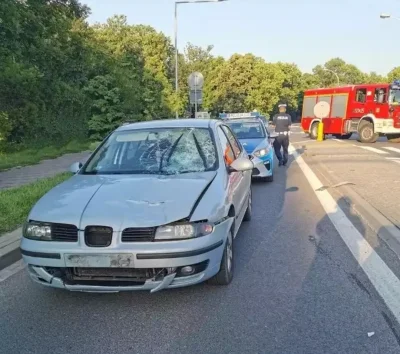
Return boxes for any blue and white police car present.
[220,112,274,182]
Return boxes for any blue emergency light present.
[391,80,400,90]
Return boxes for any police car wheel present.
[208,230,234,286]
[243,189,252,221]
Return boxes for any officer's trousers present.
[273,134,289,164]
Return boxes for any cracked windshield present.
[3,0,400,354]
[84,128,217,175]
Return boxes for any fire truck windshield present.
[389,89,400,104]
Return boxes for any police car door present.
[220,125,251,233]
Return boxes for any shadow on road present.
[277,196,400,353]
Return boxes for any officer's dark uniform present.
[272,104,292,166]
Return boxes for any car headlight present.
[23,222,52,241]
[253,147,269,157]
[155,222,214,240]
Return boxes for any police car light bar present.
[219,112,260,119]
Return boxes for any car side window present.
[217,127,235,166]
[221,125,242,158]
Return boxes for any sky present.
[82,0,400,75]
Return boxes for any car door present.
[220,125,251,230]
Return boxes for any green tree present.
[365,72,387,84]
[388,67,400,83]
[313,58,366,86]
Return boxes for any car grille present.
[121,227,156,242]
[70,267,160,281]
[51,223,78,242]
[84,226,113,247]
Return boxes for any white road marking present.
[332,139,345,143]
[289,144,400,324]
[0,260,26,282]
[385,157,400,160]
[354,145,389,154]
[383,147,400,154]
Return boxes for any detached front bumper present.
[249,154,274,177]
[21,219,233,293]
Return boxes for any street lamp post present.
[174,0,227,119]
[324,68,340,86]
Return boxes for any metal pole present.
[195,88,198,117]
[324,68,339,86]
[334,72,340,86]
[174,3,179,119]
[195,74,198,117]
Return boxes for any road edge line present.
[289,144,400,323]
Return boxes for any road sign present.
[313,101,330,119]
[190,89,203,104]
[188,72,204,90]
[195,111,210,119]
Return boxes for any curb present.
[0,228,22,271]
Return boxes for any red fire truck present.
[301,81,400,143]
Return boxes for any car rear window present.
[227,121,265,139]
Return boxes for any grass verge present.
[0,172,72,235]
[0,140,97,172]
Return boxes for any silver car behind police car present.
[21,119,253,293]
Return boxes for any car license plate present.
[64,254,134,268]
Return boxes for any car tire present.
[243,189,252,221]
[309,122,319,140]
[358,121,378,143]
[208,230,234,286]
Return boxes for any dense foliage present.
[0,0,398,151]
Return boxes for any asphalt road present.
[1,129,400,354]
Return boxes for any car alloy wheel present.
[207,230,234,285]
[226,232,233,273]
[243,189,252,221]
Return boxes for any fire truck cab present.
[301,81,400,143]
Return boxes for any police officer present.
[272,103,292,166]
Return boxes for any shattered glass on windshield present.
[83,127,217,175]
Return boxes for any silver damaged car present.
[21,119,253,293]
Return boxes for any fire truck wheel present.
[309,122,319,139]
[358,121,378,143]
[387,134,400,143]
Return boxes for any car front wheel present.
[208,230,234,286]
[243,189,252,221]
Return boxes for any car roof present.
[116,119,217,132]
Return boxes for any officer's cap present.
[278,103,287,108]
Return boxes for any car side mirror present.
[228,157,254,173]
[70,162,83,174]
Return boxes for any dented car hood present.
[28,172,217,230]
